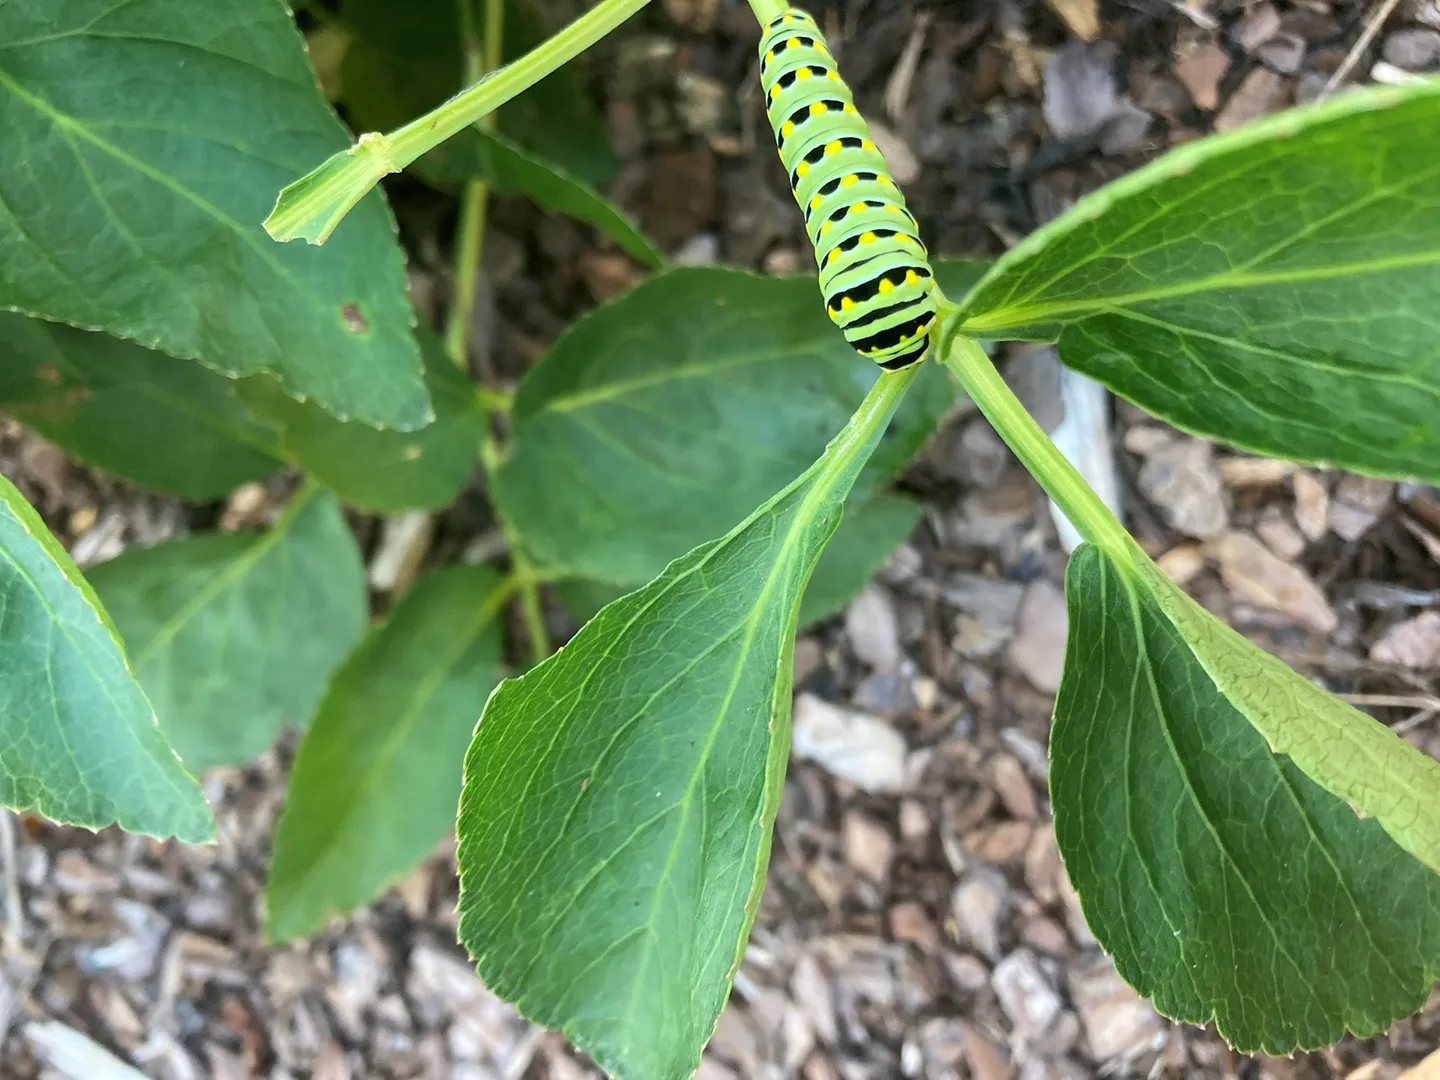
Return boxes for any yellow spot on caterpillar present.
[841,174,858,187]
[820,221,833,234]
[861,140,876,151]
[877,175,892,186]
[828,305,839,317]
[796,67,813,79]
[827,249,840,264]
[849,203,865,214]
[905,270,920,285]
[860,231,877,244]
[878,278,894,294]
[796,161,810,177]
[765,50,774,63]
[841,297,855,310]
[770,84,781,100]
[844,104,858,114]
[887,204,901,212]
[825,140,842,155]
[809,102,827,116]
[810,195,823,209]
[781,121,795,138]
[828,70,842,80]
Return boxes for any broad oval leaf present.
[457,368,919,1080]
[88,488,367,771]
[0,0,429,429]
[0,473,211,841]
[267,565,506,942]
[494,265,982,584]
[237,329,484,512]
[957,84,1440,481]
[0,313,283,499]
[1053,542,1440,1053]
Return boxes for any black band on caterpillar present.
[758,8,936,370]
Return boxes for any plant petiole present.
[938,323,1133,564]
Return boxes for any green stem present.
[745,0,789,23]
[444,0,506,369]
[438,0,551,665]
[939,325,1132,561]
[475,384,514,414]
[266,0,653,244]
[516,558,553,664]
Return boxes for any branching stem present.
[443,0,551,665]
[445,0,506,369]
[267,0,653,243]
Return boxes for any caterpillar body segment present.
[759,8,937,370]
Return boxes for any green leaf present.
[494,265,970,584]
[956,84,1440,481]
[238,330,484,512]
[1052,541,1440,1053]
[457,367,919,1080]
[87,488,367,771]
[423,130,661,268]
[0,313,283,500]
[1133,553,1440,874]
[797,493,921,626]
[267,565,506,942]
[336,0,619,187]
[0,0,429,430]
[0,473,211,842]
[555,495,923,630]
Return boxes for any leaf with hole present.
[0,313,284,499]
[87,489,368,772]
[457,369,917,1080]
[957,84,1440,481]
[0,0,428,429]
[1052,541,1440,1053]
[0,473,211,841]
[267,565,506,941]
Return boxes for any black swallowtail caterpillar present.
[759,7,937,370]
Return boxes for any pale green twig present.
[266,0,653,244]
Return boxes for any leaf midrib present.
[490,415,862,1051]
[961,248,1440,334]
[536,345,817,415]
[0,60,334,328]
[130,486,318,666]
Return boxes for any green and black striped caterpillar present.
[759,7,937,370]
